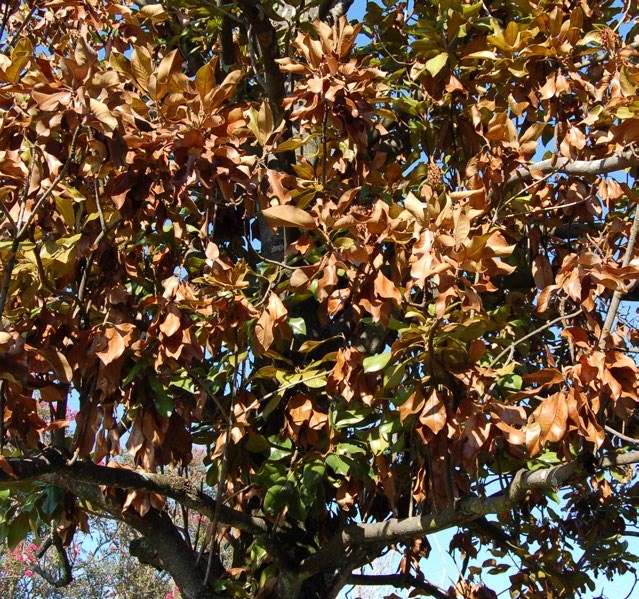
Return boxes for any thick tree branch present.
[299,450,639,577]
[40,472,226,599]
[348,573,451,599]
[237,0,287,121]
[1,448,267,536]
[505,148,639,191]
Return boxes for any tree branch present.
[348,573,452,599]
[237,0,287,121]
[600,205,639,347]
[39,472,226,599]
[505,148,639,191]
[319,0,356,23]
[0,448,267,536]
[32,529,73,588]
[299,450,639,576]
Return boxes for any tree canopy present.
[1,0,639,597]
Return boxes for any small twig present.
[249,243,300,271]
[600,207,639,347]
[506,198,588,220]
[18,125,81,240]
[5,5,36,50]
[180,0,242,25]
[251,371,328,410]
[0,380,4,451]
[605,424,639,445]
[0,123,81,319]
[0,0,12,44]
[204,335,244,587]
[188,369,230,425]
[0,194,15,229]
[247,25,268,93]
[0,152,35,320]
[32,242,80,304]
[611,0,631,34]
[322,104,328,186]
[489,309,581,369]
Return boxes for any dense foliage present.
[1,0,639,597]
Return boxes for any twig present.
[605,424,639,445]
[504,151,639,192]
[0,154,35,320]
[0,126,80,319]
[347,573,451,599]
[257,371,327,404]
[0,194,15,229]
[0,0,12,44]
[246,25,268,93]
[0,380,4,451]
[188,369,230,425]
[204,336,244,587]
[6,4,36,50]
[599,207,639,347]
[18,125,81,240]
[489,309,582,369]
[611,0,631,34]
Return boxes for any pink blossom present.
[24,570,33,578]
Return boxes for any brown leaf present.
[398,388,425,423]
[160,308,181,337]
[0,455,16,478]
[95,327,126,366]
[262,205,317,230]
[89,98,118,132]
[37,348,73,383]
[529,392,569,455]
[419,389,447,435]
[254,311,274,354]
[131,47,153,91]
[532,254,554,289]
[195,62,215,98]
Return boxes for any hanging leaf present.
[262,205,317,230]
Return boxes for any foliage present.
[0,0,639,597]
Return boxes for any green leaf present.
[363,351,393,373]
[122,360,148,387]
[335,442,367,456]
[383,362,405,388]
[264,479,296,515]
[148,373,174,417]
[276,133,319,153]
[326,454,350,476]
[499,373,523,393]
[245,434,269,453]
[7,511,30,550]
[302,460,325,489]
[425,52,449,77]
[268,437,293,461]
[289,317,307,336]
[41,485,63,517]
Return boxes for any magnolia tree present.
[0,0,639,597]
